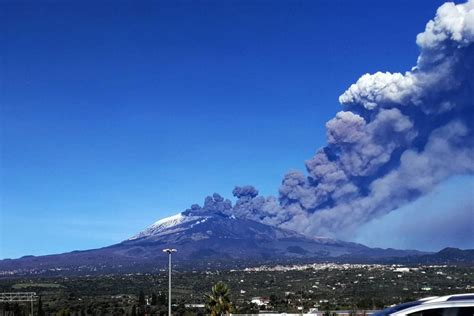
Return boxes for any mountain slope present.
[385,247,474,265]
[0,210,426,275]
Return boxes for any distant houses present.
[231,311,380,316]
[251,296,270,306]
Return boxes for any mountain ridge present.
[1,211,470,277]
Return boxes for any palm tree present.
[205,281,233,316]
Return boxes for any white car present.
[374,294,474,316]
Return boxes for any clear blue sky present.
[1,0,454,259]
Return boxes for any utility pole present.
[162,248,177,316]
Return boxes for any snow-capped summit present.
[129,212,210,240]
[151,213,184,228]
[121,209,387,261]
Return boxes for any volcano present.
[0,209,426,276]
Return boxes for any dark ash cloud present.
[179,0,474,241]
[274,0,474,237]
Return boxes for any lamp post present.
[162,248,177,316]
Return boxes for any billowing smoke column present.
[182,0,474,239]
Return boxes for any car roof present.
[403,293,474,305]
[391,300,474,316]
[375,293,474,316]
[426,294,474,303]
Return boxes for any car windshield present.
[373,301,424,316]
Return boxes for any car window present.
[408,308,447,316]
[458,307,474,316]
[408,307,474,316]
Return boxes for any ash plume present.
[275,0,474,237]
[180,0,474,239]
[274,0,474,237]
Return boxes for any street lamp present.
[162,248,177,316]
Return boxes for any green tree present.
[57,308,71,316]
[38,295,45,316]
[205,281,233,316]
[138,290,145,306]
[12,303,21,315]
[157,293,167,306]
[269,294,278,307]
[151,293,157,306]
